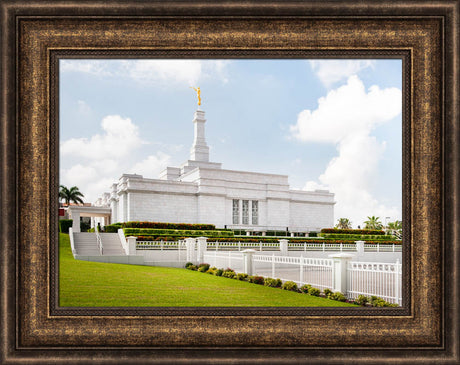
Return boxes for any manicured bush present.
[354,295,369,306]
[197,263,210,272]
[264,278,282,288]
[323,288,333,298]
[300,284,312,293]
[123,228,233,237]
[206,267,217,275]
[308,287,321,296]
[104,223,122,233]
[222,270,236,279]
[187,265,197,271]
[236,273,249,281]
[319,233,395,240]
[215,269,224,277]
[248,276,265,285]
[59,219,73,233]
[123,221,216,230]
[369,296,398,307]
[330,292,347,302]
[281,281,298,292]
[80,221,91,232]
[321,228,385,235]
[308,232,318,237]
[185,262,194,269]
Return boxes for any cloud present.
[60,115,171,202]
[129,152,171,177]
[309,59,375,87]
[290,75,401,143]
[61,115,144,159]
[292,76,402,227]
[60,59,230,86]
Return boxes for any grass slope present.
[59,233,356,307]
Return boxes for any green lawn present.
[59,233,356,307]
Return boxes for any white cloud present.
[309,60,375,87]
[60,59,230,86]
[293,76,402,227]
[61,115,144,159]
[129,152,171,177]
[60,115,172,203]
[77,100,92,115]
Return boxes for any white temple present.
[106,109,335,235]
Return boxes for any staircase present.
[73,232,125,256]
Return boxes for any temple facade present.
[106,109,335,234]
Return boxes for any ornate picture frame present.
[1,1,458,363]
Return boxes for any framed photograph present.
[1,1,458,363]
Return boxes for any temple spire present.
[190,110,209,162]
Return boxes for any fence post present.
[185,237,197,264]
[299,255,304,284]
[259,242,262,251]
[242,249,256,276]
[272,253,275,277]
[238,241,241,251]
[126,236,137,255]
[395,259,401,305]
[329,253,354,294]
[377,243,380,252]
[196,237,208,264]
[392,244,395,252]
[279,239,288,256]
[355,240,365,260]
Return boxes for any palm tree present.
[335,218,352,229]
[59,185,84,205]
[386,220,402,238]
[363,216,383,230]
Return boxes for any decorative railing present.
[347,260,402,305]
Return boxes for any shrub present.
[355,295,369,306]
[248,276,264,285]
[308,287,321,296]
[123,221,216,230]
[300,284,312,293]
[308,232,318,237]
[281,281,298,292]
[185,262,194,269]
[187,265,197,271]
[222,270,236,279]
[330,292,347,302]
[320,228,385,235]
[59,219,73,233]
[369,296,398,307]
[215,269,224,276]
[236,273,248,281]
[104,223,122,233]
[206,268,217,275]
[264,278,282,288]
[323,288,333,298]
[80,221,91,232]
[197,263,210,272]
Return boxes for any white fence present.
[204,250,402,305]
[348,261,402,305]
[252,255,334,291]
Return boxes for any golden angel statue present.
[190,86,202,106]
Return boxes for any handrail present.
[69,227,77,256]
[95,225,103,255]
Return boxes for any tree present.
[59,185,84,205]
[363,216,383,230]
[335,218,352,229]
[386,220,402,238]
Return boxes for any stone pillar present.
[242,249,256,276]
[72,212,80,233]
[329,253,354,294]
[126,236,137,255]
[290,232,295,237]
[246,231,251,236]
[262,231,266,237]
[279,239,288,256]
[196,237,208,264]
[185,238,197,263]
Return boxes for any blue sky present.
[60,59,402,227]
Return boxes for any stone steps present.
[73,232,126,256]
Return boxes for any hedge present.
[59,219,73,233]
[104,223,123,233]
[320,228,385,235]
[123,228,234,237]
[319,233,395,240]
[134,236,402,245]
[123,221,216,230]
